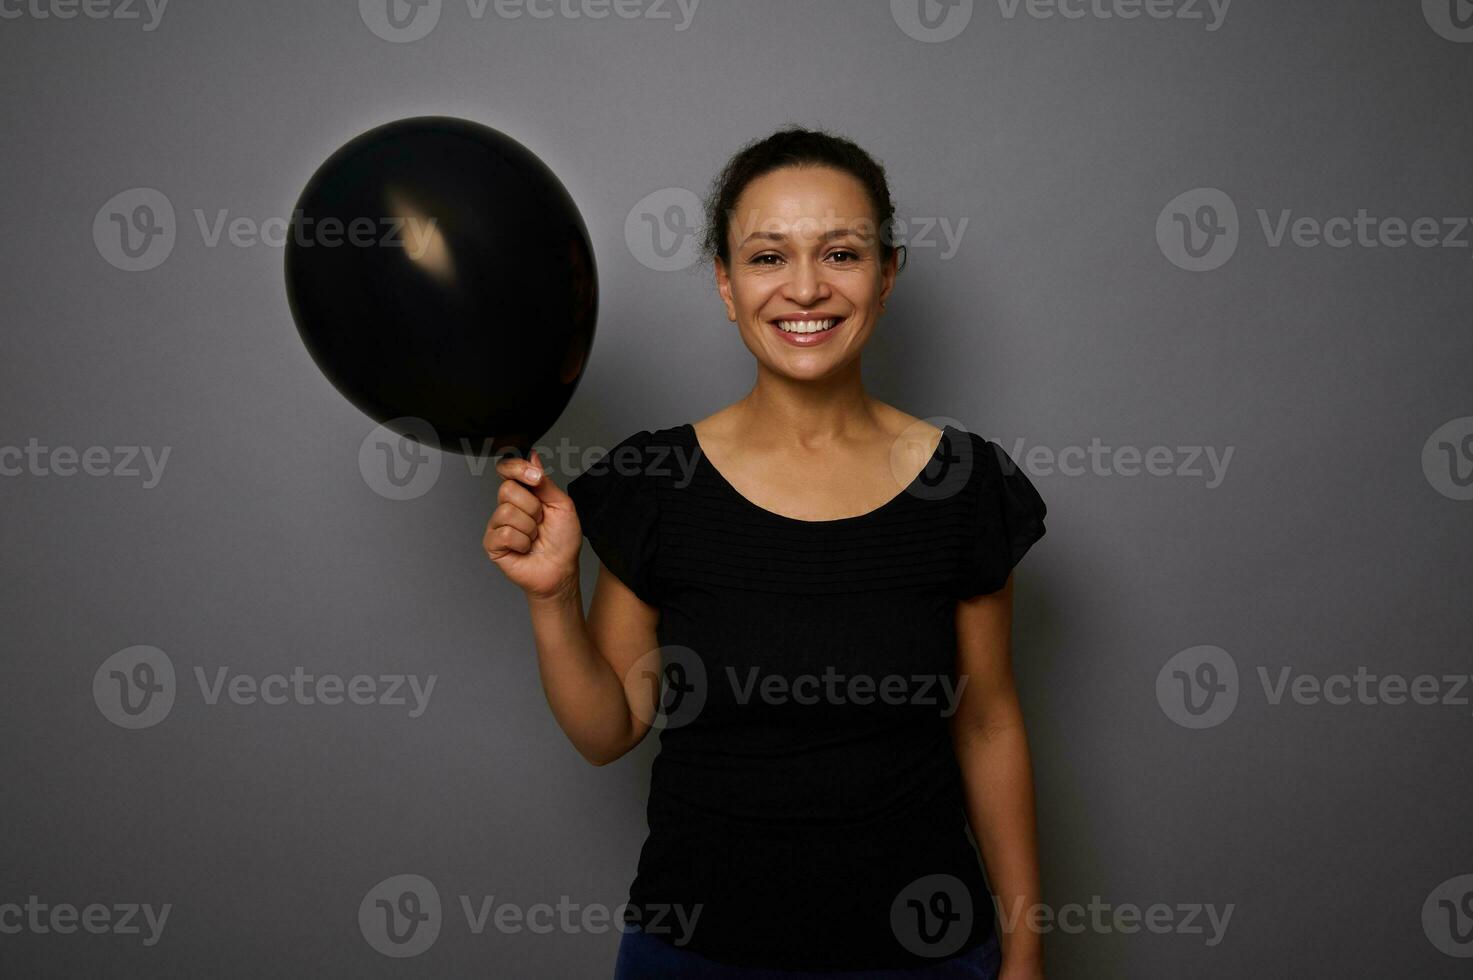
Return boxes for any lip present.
[768,314,846,348]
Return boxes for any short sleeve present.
[956,434,1047,598]
[565,429,661,606]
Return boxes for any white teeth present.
[775,317,838,334]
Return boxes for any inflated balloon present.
[285,116,597,457]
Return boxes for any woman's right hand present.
[483,449,583,602]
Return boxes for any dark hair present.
[700,125,906,273]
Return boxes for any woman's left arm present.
[950,572,1046,980]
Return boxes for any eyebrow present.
[739,227,862,247]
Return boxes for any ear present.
[714,257,737,321]
[877,248,899,309]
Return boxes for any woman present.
[484,127,1048,979]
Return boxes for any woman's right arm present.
[483,451,661,766]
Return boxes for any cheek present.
[730,278,779,310]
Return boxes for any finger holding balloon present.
[483,449,583,601]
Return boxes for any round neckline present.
[681,422,954,526]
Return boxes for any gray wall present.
[2,0,1470,976]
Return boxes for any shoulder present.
[872,403,946,459]
[917,422,1041,524]
[947,427,1034,495]
[687,405,739,454]
[572,425,689,482]
[952,427,1047,597]
[965,429,1046,529]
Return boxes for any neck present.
[733,359,882,448]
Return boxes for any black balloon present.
[285,116,597,457]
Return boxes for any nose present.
[782,254,829,306]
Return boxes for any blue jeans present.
[613,925,1001,979]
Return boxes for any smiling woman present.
[484,126,1049,979]
[704,133,901,380]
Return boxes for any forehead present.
[730,165,874,231]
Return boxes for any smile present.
[773,317,841,334]
[768,315,846,347]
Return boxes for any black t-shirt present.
[565,421,1047,971]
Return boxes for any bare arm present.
[950,572,1045,978]
[486,452,662,766]
[525,563,662,766]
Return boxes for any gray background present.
[2,0,1471,976]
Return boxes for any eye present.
[750,253,783,265]
[827,249,860,263]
